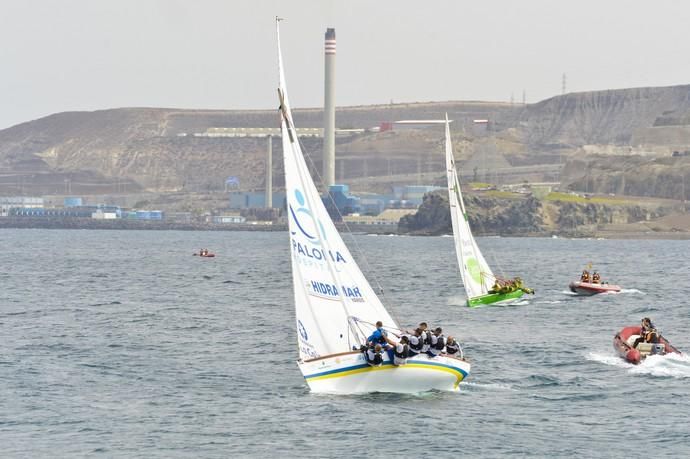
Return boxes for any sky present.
[1,0,689,129]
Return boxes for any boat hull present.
[467,289,525,308]
[298,351,470,394]
[569,281,620,296]
[613,326,681,364]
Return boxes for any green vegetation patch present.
[468,182,492,189]
[484,190,523,199]
[544,192,632,205]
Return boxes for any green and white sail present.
[444,115,495,301]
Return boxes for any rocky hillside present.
[398,191,676,237]
[2,85,690,202]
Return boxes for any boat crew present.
[418,322,432,353]
[592,272,601,284]
[365,344,384,367]
[406,328,424,357]
[392,336,409,366]
[428,327,445,358]
[445,336,460,355]
[580,270,590,282]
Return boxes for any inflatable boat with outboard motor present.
[613,325,681,364]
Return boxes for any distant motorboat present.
[193,252,215,258]
[569,281,620,296]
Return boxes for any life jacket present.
[393,343,409,365]
[445,341,460,355]
[644,329,659,343]
[408,335,423,352]
[394,343,409,359]
[421,330,432,352]
[435,335,446,351]
[428,334,444,356]
[365,347,383,366]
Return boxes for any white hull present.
[298,351,471,394]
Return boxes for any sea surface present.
[2,229,689,458]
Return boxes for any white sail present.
[277,23,397,361]
[444,115,494,299]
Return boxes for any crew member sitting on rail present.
[512,277,535,294]
[392,336,410,366]
[427,327,445,358]
[445,336,460,355]
[406,329,424,357]
[489,279,503,294]
[364,344,384,367]
[417,322,432,353]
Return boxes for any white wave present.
[537,300,564,304]
[588,351,690,378]
[510,299,530,306]
[446,295,467,307]
[628,353,690,378]
[460,381,517,391]
[620,288,645,294]
[587,352,633,368]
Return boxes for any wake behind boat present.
[443,116,534,308]
[277,21,469,394]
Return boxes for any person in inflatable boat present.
[633,317,659,348]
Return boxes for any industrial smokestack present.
[323,28,336,188]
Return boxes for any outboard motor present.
[651,343,665,355]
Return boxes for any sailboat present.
[277,21,470,394]
[444,115,533,308]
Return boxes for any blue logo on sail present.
[289,189,327,244]
[297,320,309,341]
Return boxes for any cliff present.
[398,191,675,237]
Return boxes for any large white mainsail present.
[277,22,397,361]
[444,115,494,299]
[278,22,470,394]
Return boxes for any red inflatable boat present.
[569,281,621,296]
[613,326,681,364]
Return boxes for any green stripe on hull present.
[467,290,525,308]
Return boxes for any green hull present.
[467,289,525,308]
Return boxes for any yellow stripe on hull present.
[305,362,466,388]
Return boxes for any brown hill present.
[2,85,690,206]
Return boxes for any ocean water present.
[1,229,689,458]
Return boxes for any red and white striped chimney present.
[323,28,336,188]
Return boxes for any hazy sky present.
[1,0,689,129]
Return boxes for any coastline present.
[1,217,689,239]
